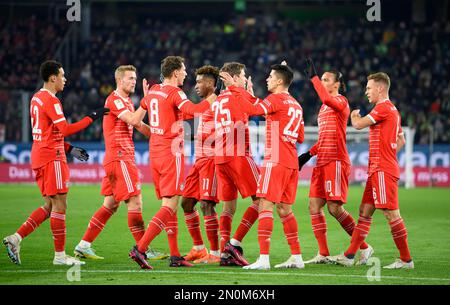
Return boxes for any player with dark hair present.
[128,56,218,269]
[329,72,413,269]
[181,65,223,264]
[299,58,374,265]
[210,62,261,267]
[222,62,306,269]
[3,60,109,266]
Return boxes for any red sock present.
[16,207,50,239]
[184,210,204,246]
[81,206,114,243]
[219,210,233,252]
[310,212,329,256]
[258,210,273,255]
[345,215,372,257]
[232,202,259,242]
[137,206,173,253]
[165,213,180,257]
[281,212,301,255]
[204,213,219,252]
[128,209,145,243]
[336,210,369,250]
[390,218,412,262]
[50,211,66,252]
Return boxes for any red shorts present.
[256,162,298,204]
[216,156,260,201]
[101,161,141,202]
[183,157,218,202]
[34,160,70,197]
[151,153,184,200]
[361,171,399,210]
[309,160,350,203]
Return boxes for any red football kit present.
[229,87,304,204]
[101,90,141,202]
[362,99,403,210]
[211,88,260,201]
[308,76,351,203]
[140,83,210,199]
[182,109,218,202]
[30,89,92,196]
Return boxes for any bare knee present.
[383,209,401,222]
[200,201,216,216]
[309,198,325,214]
[103,196,120,213]
[327,202,344,218]
[181,197,197,213]
[276,203,292,218]
[125,196,142,212]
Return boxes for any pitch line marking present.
[0,269,450,282]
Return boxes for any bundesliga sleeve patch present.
[178,91,188,100]
[114,99,125,110]
[53,103,63,115]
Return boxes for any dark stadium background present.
[0,0,449,187]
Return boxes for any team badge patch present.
[54,103,63,115]
[114,99,125,110]
[178,91,188,100]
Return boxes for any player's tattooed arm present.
[135,121,151,138]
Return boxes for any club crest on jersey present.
[114,99,125,110]
[178,91,188,100]
[54,103,63,115]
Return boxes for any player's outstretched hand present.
[214,76,223,95]
[246,76,254,96]
[298,151,313,171]
[219,71,236,87]
[88,107,110,121]
[303,58,318,79]
[67,145,89,162]
[142,78,150,96]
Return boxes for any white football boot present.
[328,253,354,267]
[383,259,414,269]
[274,255,305,269]
[53,254,86,266]
[304,252,330,264]
[243,256,270,270]
[3,234,21,265]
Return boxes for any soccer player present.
[181,65,222,264]
[74,65,155,260]
[2,60,108,266]
[223,62,306,270]
[128,56,217,269]
[298,59,373,265]
[328,72,414,269]
[211,62,261,267]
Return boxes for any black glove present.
[303,58,318,79]
[214,76,223,96]
[67,145,89,161]
[88,107,110,121]
[298,151,313,171]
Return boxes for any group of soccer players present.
[2,55,413,270]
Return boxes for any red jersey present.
[195,109,215,159]
[30,89,66,169]
[102,91,136,165]
[140,84,210,158]
[366,99,403,178]
[212,89,253,164]
[309,76,350,167]
[228,87,304,169]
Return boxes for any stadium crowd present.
[1,15,449,144]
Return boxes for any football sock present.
[50,211,66,252]
[204,213,219,252]
[137,206,173,253]
[336,210,369,250]
[232,202,259,242]
[81,206,115,243]
[389,218,412,262]
[165,212,181,257]
[345,215,372,257]
[184,210,204,246]
[128,209,145,243]
[281,212,301,255]
[219,210,233,252]
[16,206,50,239]
[258,210,273,255]
[310,212,329,256]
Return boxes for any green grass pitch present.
[0,184,449,285]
